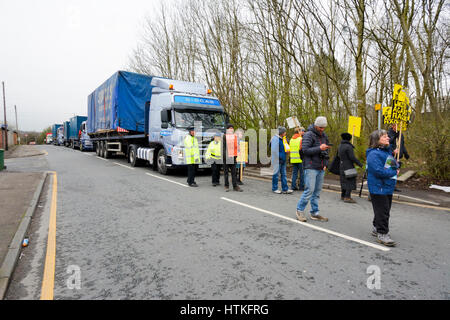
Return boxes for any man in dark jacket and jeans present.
[296,116,331,222]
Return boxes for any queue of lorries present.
[50,71,228,174]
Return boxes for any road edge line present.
[40,172,58,300]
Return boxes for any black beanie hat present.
[341,133,352,141]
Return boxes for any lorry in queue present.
[56,126,64,146]
[45,133,53,144]
[63,121,70,146]
[51,124,62,145]
[67,115,93,151]
[87,71,227,174]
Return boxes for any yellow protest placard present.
[388,84,411,130]
[348,116,362,138]
[237,141,248,163]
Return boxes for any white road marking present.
[145,173,189,188]
[221,197,390,252]
[113,162,135,170]
[96,156,109,161]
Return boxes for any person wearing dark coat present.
[338,133,363,203]
[388,124,410,161]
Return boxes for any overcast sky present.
[0,0,161,132]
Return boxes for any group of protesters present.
[270,116,408,247]
[184,116,408,247]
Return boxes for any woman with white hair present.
[366,129,400,247]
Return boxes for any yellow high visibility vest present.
[205,140,221,161]
[184,135,200,164]
[289,136,302,163]
[283,136,290,152]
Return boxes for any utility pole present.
[2,81,7,150]
[15,105,20,145]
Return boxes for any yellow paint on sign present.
[348,116,362,138]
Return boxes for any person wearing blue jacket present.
[366,129,400,247]
[270,127,293,194]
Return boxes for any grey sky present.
[0,0,160,132]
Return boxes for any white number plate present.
[199,164,211,169]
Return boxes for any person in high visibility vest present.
[205,132,223,186]
[290,127,305,191]
[184,127,200,187]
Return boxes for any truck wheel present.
[103,142,110,159]
[96,142,100,156]
[129,145,143,167]
[99,141,104,157]
[157,149,168,175]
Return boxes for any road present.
[5,145,450,300]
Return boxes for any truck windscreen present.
[174,110,225,129]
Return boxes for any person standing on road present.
[338,132,363,203]
[205,132,223,186]
[270,126,293,194]
[295,116,331,222]
[366,129,399,247]
[184,127,200,187]
[290,127,305,191]
[223,124,243,192]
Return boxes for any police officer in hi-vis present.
[184,126,200,187]
[205,132,223,186]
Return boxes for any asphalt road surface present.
[5,145,450,300]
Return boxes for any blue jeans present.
[291,162,305,190]
[296,169,325,215]
[272,161,288,192]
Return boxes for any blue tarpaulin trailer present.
[51,124,62,143]
[63,121,70,146]
[87,71,156,134]
[68,115,87,149]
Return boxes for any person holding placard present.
[366,130,399,247]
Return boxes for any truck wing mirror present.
[161,109,169,128]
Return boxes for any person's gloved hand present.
[405,152,410,160]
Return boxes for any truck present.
[63,121,70,146]
[51,124,62,145]
[87,71,228,174]
[56,126,64,146]
[68,115,88,149]
[78,120,94,151]
[45,133,53,144]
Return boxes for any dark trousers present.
[187,164,196,185]
[224,157,237,187]
[211,162,221,184]
[341,189,352,198]
[370,194,393,234]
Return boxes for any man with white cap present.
[295,116,331,222]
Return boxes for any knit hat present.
[341,132,352,141]
[314,116,328,127]
[278,126,287,135]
